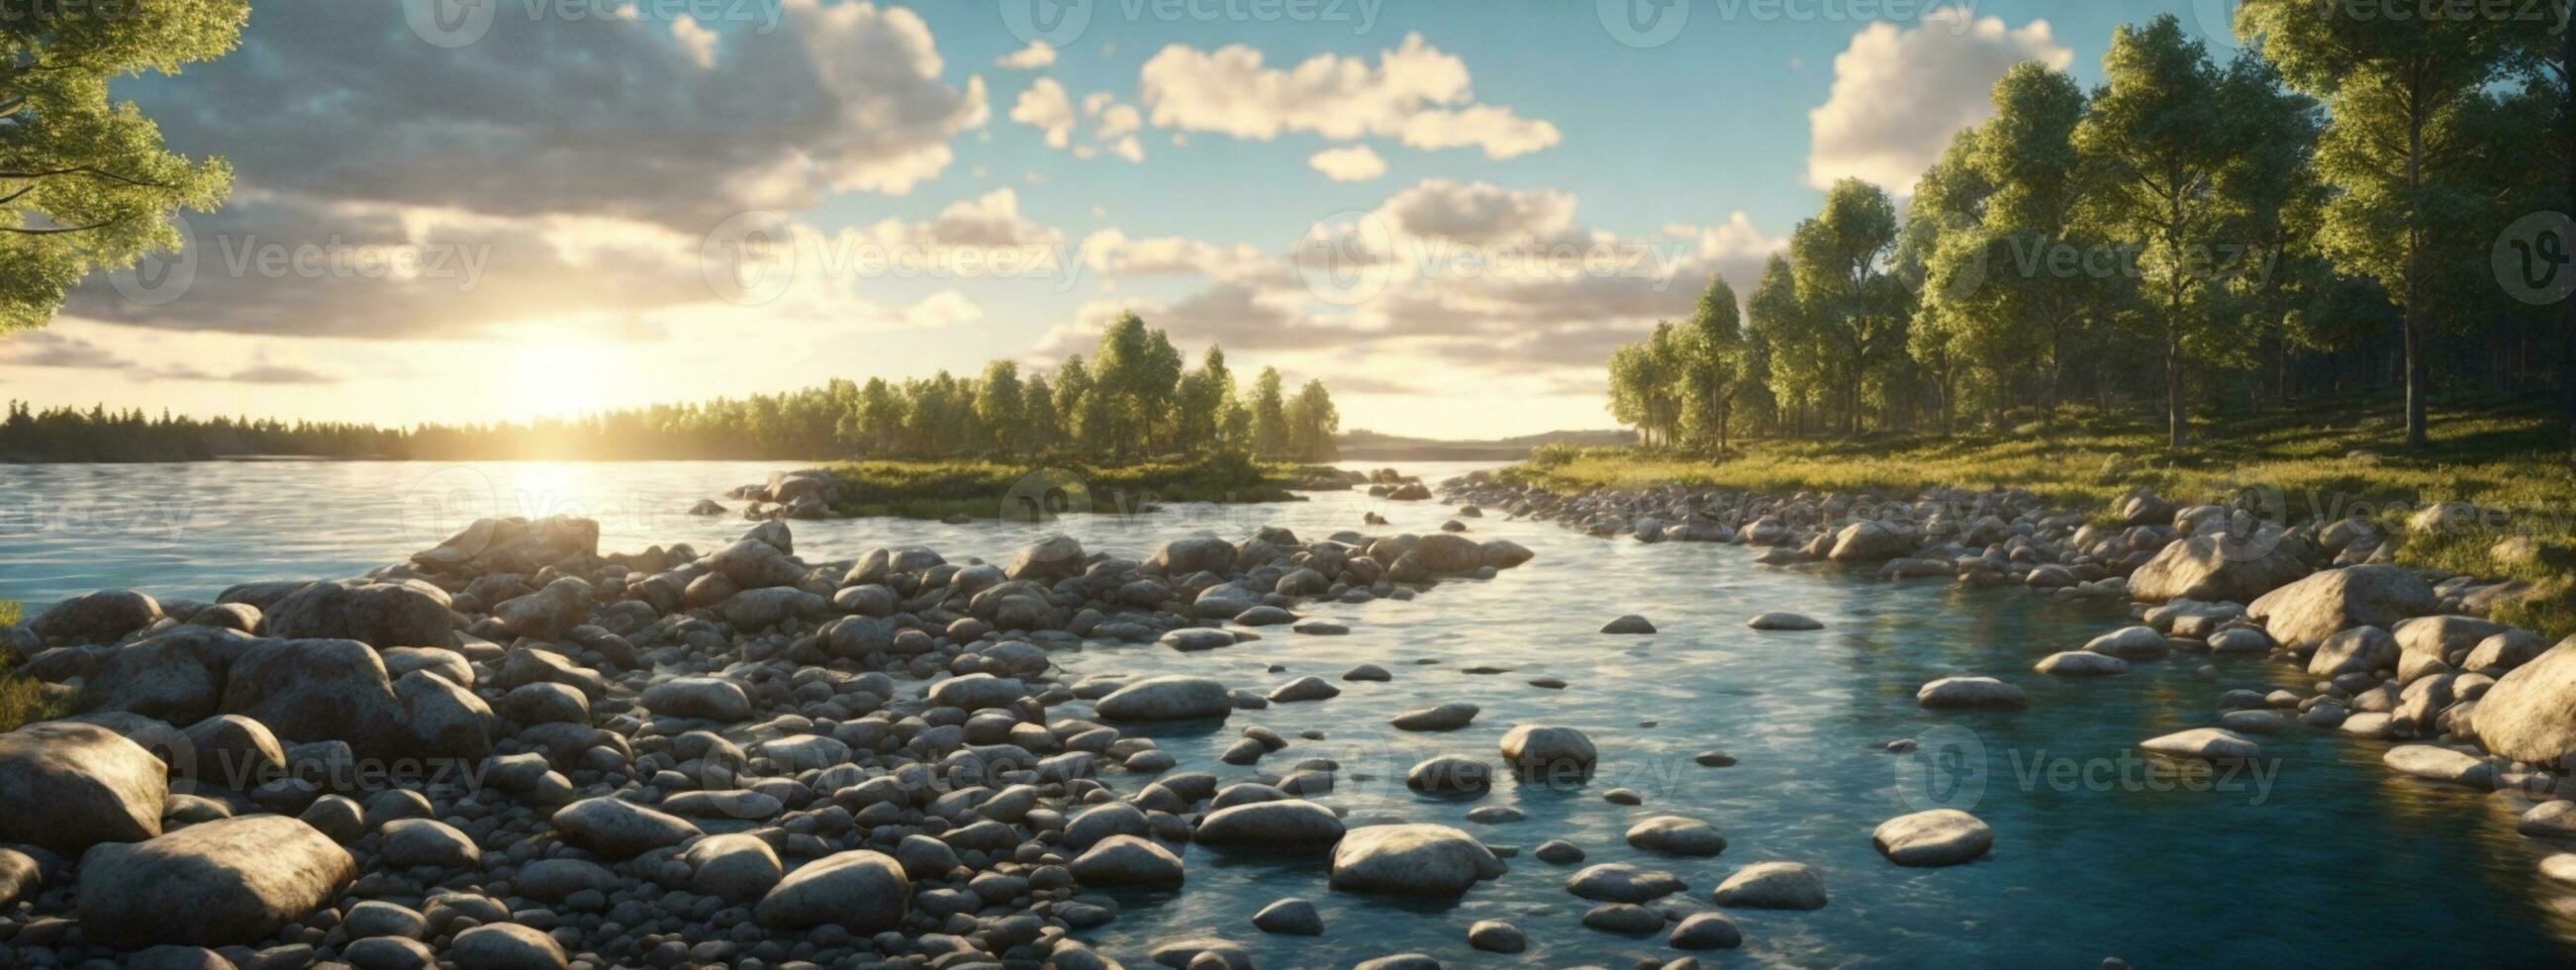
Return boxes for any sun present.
[501,341,617,420]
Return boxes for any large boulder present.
[755,850,908,931]
[1408,534,1484,573]
[1005,535,1087,582]
[1094,676,1230,722]
[550,797,700,860]
[219,637,408,757]
[411,516,598,577]
[82,627,259,727]
[708,538,806,591]
[1153,536,1239,576]
[2465,637,2576,765]
[261,580,453,648]
[1827,521,1914,564]
[1326,824,1505,897]
[27,589,162,645]
[1193,800,1345,849]
[2247,565,2438,653]
[76,815,355,948]
[0,722,167,854]
[1499,726,1596,781]
[2128,534,2311,604]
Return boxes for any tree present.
[977,360,1025,454]
[1020,373,1060,454]
[1942,63,2094,424]
[1788,179,1907,434]
[1747,253,1824,436]
[1675,276,1745,452]
[1284,379,1339,461]
[1606,322,1686,445]
[2075,15,2284,448]
[2237,0,2520,448]
[1249,367,1288,457]
[2,0,245,333]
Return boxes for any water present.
[4,459,2572,967]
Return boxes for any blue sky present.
[6,0,2242,439]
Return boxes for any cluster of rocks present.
[0,509,1563,969]
[1441,470,2576,883]
[1363,469,1433,502]
[698,469,844,522]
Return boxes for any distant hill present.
[1334,428,1635,461]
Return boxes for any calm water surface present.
[4,459,2573,967]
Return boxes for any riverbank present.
[1502,403,2576,636]
[694,454,1360,521]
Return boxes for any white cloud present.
[1139,34,1561,159]
[1014,81,1147,162]
[861,188,1063,248]
[1307,145,1388,182]
[997,40,1055,69]
[1011,77,1077,148]
[1807,8,2071,195]
[671,16,717,68]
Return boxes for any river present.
[2,459,2568,966]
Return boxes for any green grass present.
[1504,400,2576,635]
[824,452,1331,520]
[0,600,59,733]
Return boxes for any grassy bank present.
[0,600,57,732]
[1501,401,2576,635]
[824,452,1334,520]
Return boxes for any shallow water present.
[4,459,2572,967]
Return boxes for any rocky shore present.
[1438,469,2576,867]
[0,512,1540,970]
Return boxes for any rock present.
[1828,520,1914,563]
[2247,565,2438,653]
[1267,676,1341,703]
[755,850,909,931]
[924,673,1030,712]
[1151,937,1253,969]
[1154,536,1240,575]
[2307,626,2399,678]
[2035,651,2129,677]
[1668,912,1744,949]
[2465,630,2550,672]
[512,859,617,904]
[639,677,752,723]
[0,722,167,854]
[1916,676,2028,710]
[1344,663,1391,681]
[1582,902,1664,934]
[448,923,567,970]
[1625,816,1726,857]
[1500,725,1597,781]
[685,832,783,904]
[2139,728,2262,762]
[378,819,480,869]
[1390,702,1479,731]
[1481,539,1535,569]
[1599,615,1657,634]
[1096,676,1232,722]
[1871,809,1992,866]
[2382,744,2495,789]
[2083,627,2170,660]
[1327,824,1505,896]
[262,580,453,648]
[27,589,163,644]
[548,797,699,859]
[1533,839,1584,864]
[1712,861,1827,910]
[1405,756,1492,794]
[1193,799,1345,848]
[2521,800,2576,838]
[1070,834,1186,887]
[2129,534,2310,604]
[1005,535,1087,582]
[1467,919,1526,953]
[1746,612,1823,630]
[1161,629,1238,652]
[2464,638,2576,764]
[76,815,354,948]
[1565,862,1686,902]
[1252,898,1323,935]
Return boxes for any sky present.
[0,0,2242,439]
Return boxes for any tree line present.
[1,314,1343,463]
[1610,8,2570,451]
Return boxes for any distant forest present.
[0,314,1343,464]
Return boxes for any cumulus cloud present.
[997,40,1056,69]
[1012,78,1079,148]
[1012,81,1147,162]
[129,0,989,231]
[1307,145,1388,182]
[1139,34,1560,159]
[1807,9,2070,195]
[0,330,341,384]
[1377,179,1579,246]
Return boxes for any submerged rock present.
[1872,809,1992,867]
[1328,824,1505,896]
[1712,860,1828,910]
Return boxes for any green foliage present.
[2,0,247,333]
[822,452,1308,519]
[0,600,57,733]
